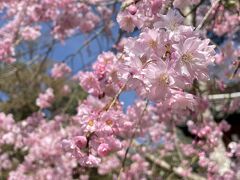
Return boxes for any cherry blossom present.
[0,0,240,179]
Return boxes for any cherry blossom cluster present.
[117,9,215,103]
[60,1,240,179]
[36,88,55,109]
[0,0,240,179]
[211,4,240,36]
[3,113,79,180]
[74,52,122,97]
[0,0,113,63]
[212,40,240,83]
[51,62,72,79]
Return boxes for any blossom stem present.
[104,80,128,111]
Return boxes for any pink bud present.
[97,143,111,157]
[74,136,87,149]
[128,5,137,15]
[233,60,238,66]
[151,0,162,14]
[205,126,211,133]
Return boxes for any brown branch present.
[145,154,206,180]
[196,0,221,30]
[63,26,105,63]
[231,57,240,79]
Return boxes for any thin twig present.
[63,26,105,63]
[231,58,240,79]
[145,154,206,180]
[117,100,149,179]
[104,76,130,111]
[196,0,221,30]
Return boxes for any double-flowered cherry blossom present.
[1,0,240,179]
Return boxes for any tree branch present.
[196,0,221,30]
[145,154,206,180]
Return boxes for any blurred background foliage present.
[0,60,87,122]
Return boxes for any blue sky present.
[49,22,137,108]
[0,5,137,108]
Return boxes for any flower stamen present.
[181,53,193,63]
[159,73,170,85]
[88,120,94,127]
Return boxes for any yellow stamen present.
[159,73,170,85]
[106,119,113,126]
[88,120,94,127]
[148,40,157,49]
[181,53,193,63]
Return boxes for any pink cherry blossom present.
[36,88,54,109]
[97,143,111,157]
[73,136,87,149]
[117,11,142,32]
[0,0,239,179]
[74,71,102,96]
[142,61,176,101]
[173,37,215,82]
[21,26,41,41]
[51,63,71,79]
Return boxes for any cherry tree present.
[0,0,240,179]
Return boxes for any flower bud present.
[97,143,111,157]
[128,5,137,15]
[74,136,87,149]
